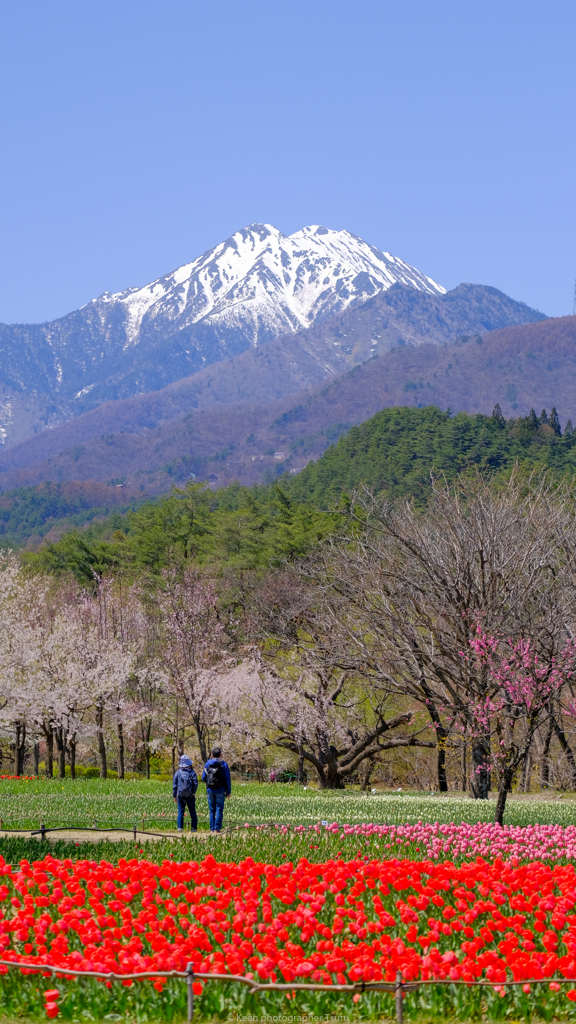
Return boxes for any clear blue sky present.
[0,0,575,323]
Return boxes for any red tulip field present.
[4,832,576,1021]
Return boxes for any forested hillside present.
[0,481,146,548]
[287,403,576,507]
[22,403,576,581]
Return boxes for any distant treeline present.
[0,481,145,547]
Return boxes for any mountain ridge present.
[0,282,549,477]
[0,312,573,499]
[0,224,446,446]
[0,225,545,451]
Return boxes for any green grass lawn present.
[0,777,575,833]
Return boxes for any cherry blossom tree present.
[466,628,576,823]
[158,569,226,762]
[0,560,55,774]
[0,563,135,778]
[65,578,135,778]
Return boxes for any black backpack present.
[177,767,197,799]
[205,760,225,789]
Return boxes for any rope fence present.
[1,959,574,1023]
[0,816,212,830]
[0,819,324,841]
[0,822,214,841]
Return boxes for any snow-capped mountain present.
[0,224,545,450]
[87,223,445,352]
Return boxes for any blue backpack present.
[177,767,197,799]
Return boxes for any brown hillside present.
[0,280,545,455]
[1,314,574,494]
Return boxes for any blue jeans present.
[207,787,226,831]
[177,795,197,831]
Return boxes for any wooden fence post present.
[187,961,194,1021]
[395,971,403,1023]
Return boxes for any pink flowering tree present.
[467,627,576,824]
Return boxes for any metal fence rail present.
[0,959,574,1024]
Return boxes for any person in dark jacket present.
[173,755,198,833]
[201,746,231,833]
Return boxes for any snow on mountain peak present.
[85,224,445,350]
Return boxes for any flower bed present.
[303,820,576,861]
[0,775,38,781]
[3,847,576,1019]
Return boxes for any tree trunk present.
[495,766,514,825]
[117,718,125,779]
[520,751,532,793]
[96,703,107,779]
[317,743,345,790]
[69,735,76,780]
[54,726,66,779]
[43,724,53,779]
[422,689,448,791]
[193,717,209,763]
[173,731,184,771]
[14,722,26,776]
[460,738,467,792]
[297,742,306,785]
[173,702,178,775]
[552,715,576,789]
[142,720,152,779]
[540,718,554,788]
[322,763,345,789]
[471,732,491,799]
[361,760,374,791]
[33,740,40,777]
[436,725,448,792]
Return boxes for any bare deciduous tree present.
[281,471,576,811]
[249,570,434,789]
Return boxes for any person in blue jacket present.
[172,755,198,833]
[201,746,231,833]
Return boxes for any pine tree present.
[565,420,573,436]
[549,407,561,436]
[540,409,549,425]
[528,409,539,429]
[492,404,505,427]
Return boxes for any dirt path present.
[0,828,216,843]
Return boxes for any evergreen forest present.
[18,402,576,583]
